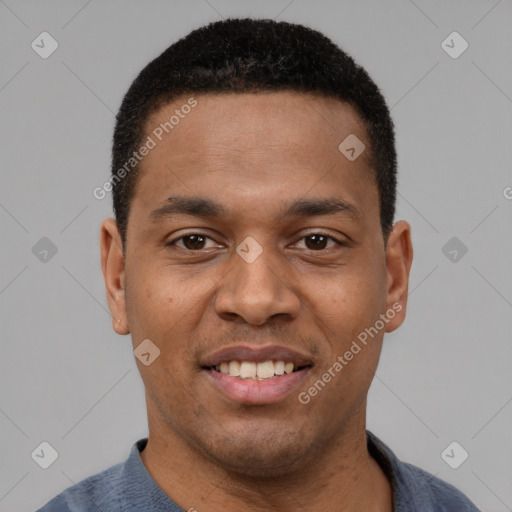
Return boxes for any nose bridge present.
[214,236,300,324]
[236,240,279,293]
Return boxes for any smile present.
[209,360,306,380]
[200,345,313,404]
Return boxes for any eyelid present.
[299,229,346,241]
[166,230,223,248]
[292,231,347,248]
[166,230,348,250]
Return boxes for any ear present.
[384,220,413,333]
[100,218,130,335]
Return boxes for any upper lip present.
[200,344,313,368]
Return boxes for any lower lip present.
[203,368,311,404]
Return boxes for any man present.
[38,18,481,512]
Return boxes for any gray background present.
[1,0,511,510]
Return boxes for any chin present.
[197,423,315,479]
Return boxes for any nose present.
[214,245,300,326]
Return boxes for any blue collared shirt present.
[36,431,481,511]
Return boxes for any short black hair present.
[112,18,397,246]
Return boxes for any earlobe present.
[384,220,413,333]
[100,218,130,335]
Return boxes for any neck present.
[140,406,392,512]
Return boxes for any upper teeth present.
[215,360,295,379]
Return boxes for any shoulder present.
[35,460,125,512]
[398,460,481,511]
[366,431,481,512]
[35,438,183,512]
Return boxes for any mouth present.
[203,360,311,380]
[200,345,313,404]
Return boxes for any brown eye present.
[305,234,333,250]
[294,233,345,251]
[181,235,206,250]
[169,234,215,251]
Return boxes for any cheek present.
[127,270,201,405]
[303,263,387,395]
[311,266,386,333]
[129,264,187,313]
[125,265,182,347]
[126,266,214,368]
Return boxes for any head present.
[101,18,412,477]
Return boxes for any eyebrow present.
[148,195,361,223]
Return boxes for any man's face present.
[102,91,411,476]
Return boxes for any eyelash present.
[167,232,346,251]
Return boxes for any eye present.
[167,232,345,252]
[168,233,220,251]
[295,233,344,251]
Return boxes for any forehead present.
[132,91,377,221]
[143,91,369,162]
